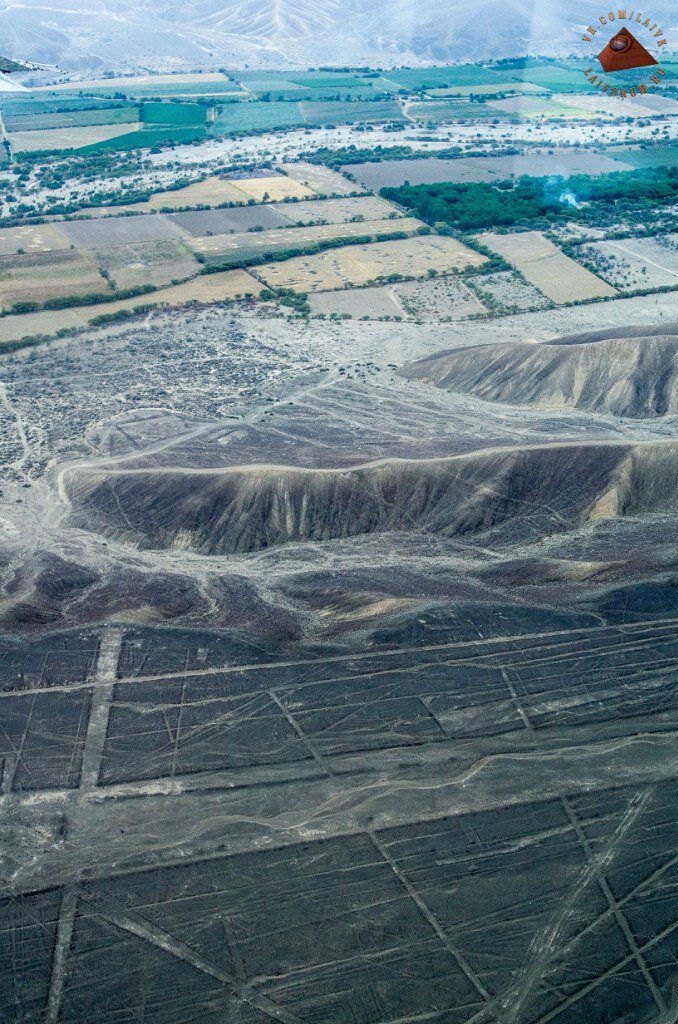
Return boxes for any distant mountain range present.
[1,0,675,72]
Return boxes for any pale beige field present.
[0,223,72,255]
[149,177,254,209]
[0,250,108,310]
[8,122,140,153]
[92,240,201,290]
[257,235,487,293]
[233,175,316,202]
[0,269,260,344]
[478,231,617,304]
[280,196,403,225]
[279,162,364,196]
[188,218,423,259]
[40,73,234,92]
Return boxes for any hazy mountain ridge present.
[2,0,675,72]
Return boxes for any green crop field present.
[4,106,139,131]
[383,66,506,89]
[501,66,600,92]
[77,125,206,153]
[212,101,306,134]
[142,102,207,125]
[408,100,517,122]
[212,98,402,135]
[301,99,403,125]
[599,144,678,169]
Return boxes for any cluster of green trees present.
[382,167,678,232]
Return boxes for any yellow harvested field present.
[478,231,617,304]
[8,122,140,153]
[232,175,316,202]
[188,218,424,258]
[256,235,487,293]
[0,223,72,255]
[279,162,363,196]
[0,270,260,345]
[149,177,253,209]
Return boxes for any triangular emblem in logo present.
[598,28,659,72]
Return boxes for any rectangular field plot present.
[279,161,364,196]
[0,269,261,344]
[485,94,594,118]
[0,222,72,255]
[168,204,292,235]
[40,72,242,96]
[395,275,487,319]
[148,176,253,209]
[309,286,404,318]
[478,231,617,304]
[342,150,632,189]
[0,250,108,310]
[212,100,305,134]
[3,105,138,132]
[575,236,678,290]
[60,213,185,247]
[226,173,316,202]
[257,235,486,292]
[8,122,139,153]
[276,195,402,225]
[599,144,678,169]
[467,270,552,311]
[91,240,201,290]
[188,218,423,265]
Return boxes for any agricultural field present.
[148,177,258,209]
[407,100,517,123]
[167,205,293,235]
[59,213,185,247]
[478,230,617,303]
[277,195,403,225]
[598,144,678,169]
[484,95,595,118]
[467,270,552,312]
[341,150,632,189]
[0,249,108,310]
[257,234,486,292]
[228,173,316,202]
[0,268,260,344]
[3,106,138,131]
[383,66,507,89]
[395,275,487,319]
[8,122,140,153]
[574,236,678,290]
[91,240,201,290]
[278,162,365,196]
[0,223,72,255]
[426,82,548,97]
[308,285,404,318]
[188,218,424,265]
[39,73,244,97]
[142,102,207,126]
[212,99,403,135]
